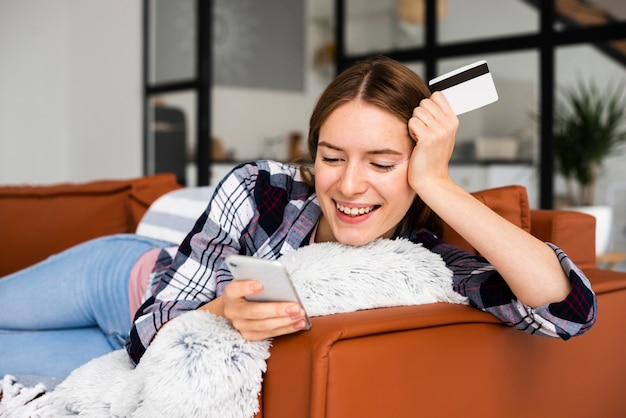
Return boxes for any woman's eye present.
[322,157,342,164]
[371,162,396,172]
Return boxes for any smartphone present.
[224,254,311,330]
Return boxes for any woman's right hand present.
[201,279,307,341]
[406,91,459,193]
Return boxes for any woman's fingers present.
[232,311,308,341]
[221,280,306,340]
[410,92,458,142]
[429,91,455,114]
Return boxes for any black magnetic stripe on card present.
[429,62,490,92]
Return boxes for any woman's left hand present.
[406,91,459,193]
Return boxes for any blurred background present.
[1,0,625,268]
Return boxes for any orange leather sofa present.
[1,178,624,417]
[258,185,626,418]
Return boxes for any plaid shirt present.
[126,160,597,364]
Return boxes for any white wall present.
[66,1,143,182]
[0,0,142,185]
[0,1,71,184]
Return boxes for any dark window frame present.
[142,0,213,186]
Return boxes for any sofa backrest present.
[0,174,181,277]
[441,184,531,254]
[0,179,532,277]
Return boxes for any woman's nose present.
[338,162,368,195]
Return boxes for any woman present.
[127,56,595,363]
[1,57,596,378]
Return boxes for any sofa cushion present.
[0,174,181,277]
[441,184,531,254]
[136,186,215,245]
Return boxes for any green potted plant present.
[553,79,626,254]
[554,80,626,206]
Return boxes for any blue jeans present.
[0,234,170,379]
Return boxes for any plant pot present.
[567,205,613,256]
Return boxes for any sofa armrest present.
[261,285,626,418]
[261,304,499,418]
[530,209,596,268]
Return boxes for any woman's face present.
[314,100,416,246]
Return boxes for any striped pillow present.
[136,186,215,245]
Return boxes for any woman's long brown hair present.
[304,56,443,237]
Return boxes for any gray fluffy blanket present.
[0,239,467,418]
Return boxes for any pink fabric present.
[310,222,319,244]
[128,248,161,321]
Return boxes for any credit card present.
[429,60,498,115]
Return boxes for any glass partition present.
[147,0,196,85]
[554,43,626,208]
[439,0,538,44]
[344,0,425,55]
[438,52,539,161]
[144,0,211,186]
[146,91,197,186]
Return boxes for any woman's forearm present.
[416,178,571,308]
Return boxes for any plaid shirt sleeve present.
[125,161,316,363]
[412,229,597,339]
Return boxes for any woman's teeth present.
[336,203,375,216]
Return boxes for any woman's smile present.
[335,201,379,217]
